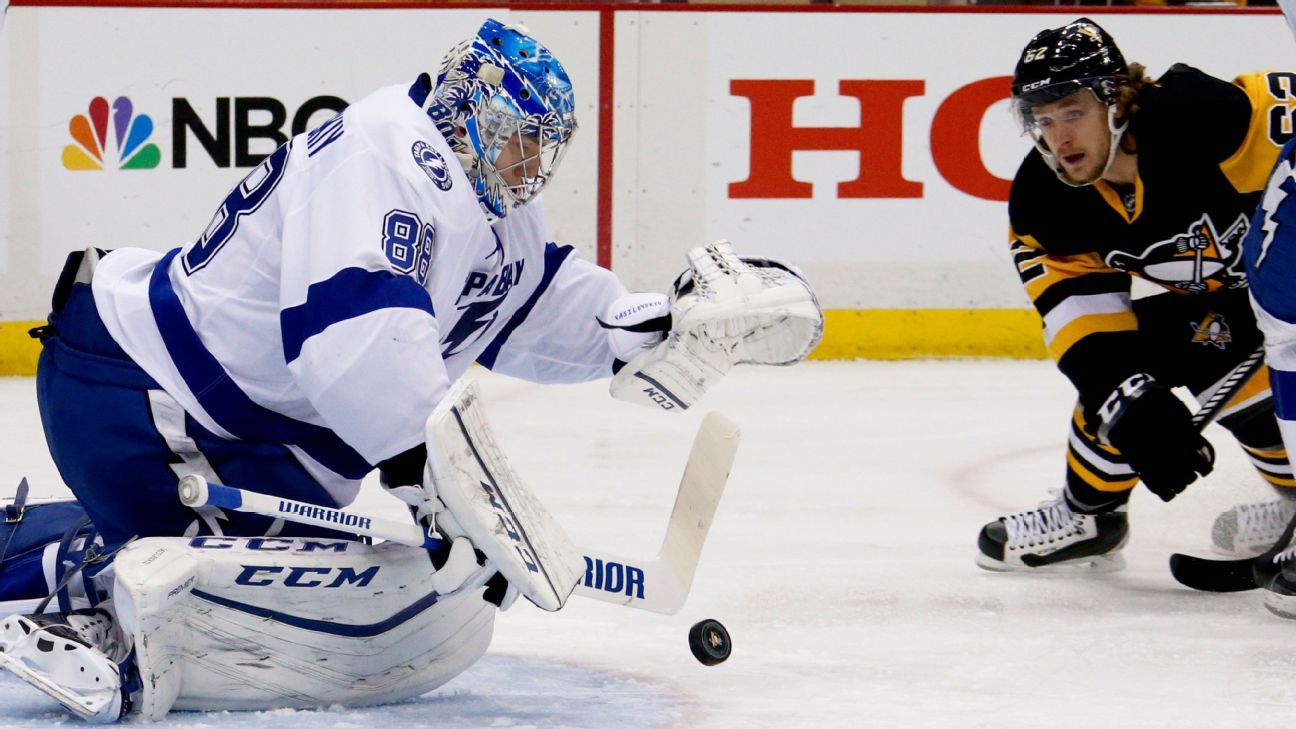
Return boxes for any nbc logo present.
[62,97,161,171]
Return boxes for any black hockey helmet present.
[1012,18,1128,115]
[1011,18,1131,187]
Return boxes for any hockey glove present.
[604,242,823,412]
[1093,373,1215,502]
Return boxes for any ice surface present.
[1,361,1295,728]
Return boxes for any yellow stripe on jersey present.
[1241,443,1286,460]
[1066,450,1140,493]
[1216,363,1273,417]
[1256,472,1296,488]
[1010,230,1135,363]
[1046,311,1139,362]
[1220,71,1296,194]
[1013,232,1122,303]
[1042,293,1133,348]
[1093,175,1144,224]
[1071,407,1123,458]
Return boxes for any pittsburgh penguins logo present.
[1106,213,1249,294]
[1190,312,1232,350]
[411,140,453,191]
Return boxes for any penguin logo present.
[1106,213,1249,294]
[1190,312,1232,350]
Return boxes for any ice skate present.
[976,492,1128,573]
[0,608,131,723]
[1246,510,1296,619]
[1260,557,1296,620]
[1210,497,1296,558]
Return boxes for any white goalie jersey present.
[91,80,627,504]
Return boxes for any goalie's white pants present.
[111,535,496,719]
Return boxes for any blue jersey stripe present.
[1273,367,1296,421]
[149,249,372,479]
[408,73,432,108]
[477,242,573,370]
[191,587,442,638]
[280,267,436,365]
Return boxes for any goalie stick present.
[1164,346,1276,592]
[178,411,740,615]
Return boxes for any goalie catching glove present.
[602,241,823,412]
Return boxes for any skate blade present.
[0,651,120,722]
[974,552,1126,574]
[1262,591,1296,621]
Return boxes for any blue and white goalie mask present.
[428,19,577,218]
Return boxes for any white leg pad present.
[112,535,495,719]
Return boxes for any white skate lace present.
[1271,525,1296,567]
[1238,500,1296,546]
[1002,492,1080,548]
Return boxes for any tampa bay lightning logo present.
[412,140,453,191]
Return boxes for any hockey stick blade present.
[575,412,740,614]
[1167,497,1296,593]
[1167,552,1259,593]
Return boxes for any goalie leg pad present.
[111,534,495,719]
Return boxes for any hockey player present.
[1237,135,1296,616]
[1227,0,1296,617]
[0,19,822,722]
[976,18,1296,572]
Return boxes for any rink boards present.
[0,3,1293,371]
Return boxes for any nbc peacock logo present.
[62,96,161,171]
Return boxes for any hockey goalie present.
[0,18,821,723]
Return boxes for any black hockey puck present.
[688,618,731,665]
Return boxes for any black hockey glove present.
[1093,373,1215,502]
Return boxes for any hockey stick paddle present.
[1166,346,1274,592]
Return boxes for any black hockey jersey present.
[1008,64,1296,405]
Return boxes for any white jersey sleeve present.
[469,199,626,383]
[477,246,627,383]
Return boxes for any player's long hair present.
[1115,63,1153,154]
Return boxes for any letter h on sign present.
[729,79,925,199]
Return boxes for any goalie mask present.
[1011,18,1129,187]
[427,19,577,219]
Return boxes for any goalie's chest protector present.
[1009,66,1291,297]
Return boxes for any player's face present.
[494,132,542,189]
[1031,90,1111,184]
